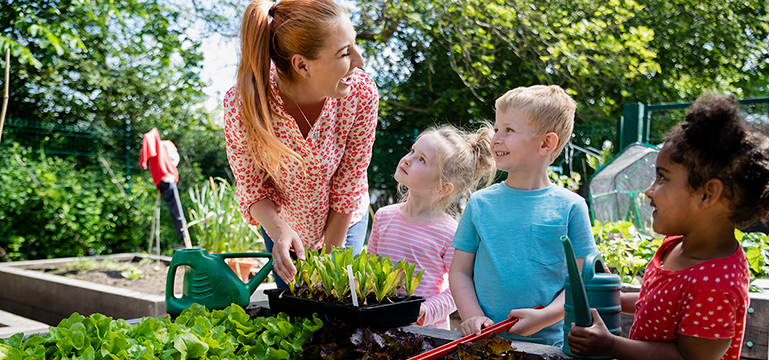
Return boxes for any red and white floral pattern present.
[224,67,378,250]
[629,235,750,359]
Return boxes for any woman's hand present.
[248,199,306,284]
[271,225,306,283]
[459,315,493,336]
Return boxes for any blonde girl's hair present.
[399,123,497,216]
[237,0,345,180]
[495,85,577,163]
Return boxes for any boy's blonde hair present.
[398,123,497,216]
[495,85,576,163]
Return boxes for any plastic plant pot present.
[264,288,425,329]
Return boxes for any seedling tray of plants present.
[265,288,425,329]
[271,246,428,329]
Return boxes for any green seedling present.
[398,259,425,297]
[288,247,424,305]
[120,268,144,280]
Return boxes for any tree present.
[353,0,769,132]
[353,0,769,195]
[1,0,210,140]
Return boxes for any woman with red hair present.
[224,0,378,287]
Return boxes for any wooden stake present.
[15,155,42,191]
[98,156,127,199]
[149,190,161,255]
[0,48,8,143]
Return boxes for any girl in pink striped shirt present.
[368,124,496,329]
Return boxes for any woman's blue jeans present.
[262,211,369,288]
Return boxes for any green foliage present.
[0,144,156,260]
[0,303,323,360]
[593,220,662,284]
[1,0,212,161]
[595,221,769,291]
[353,0,769,197]
[736,229,769,292]
[548,169,582,191]
[119,268,144,280]
[289,247,422,305]
[186,177,264,254]
[399,259,425,297]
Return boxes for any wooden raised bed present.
[250,299,575,360]
[0,253,168,326]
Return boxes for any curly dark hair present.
[664,93,769,228]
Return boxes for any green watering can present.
[561,235,621,358]
[165,248,274,316]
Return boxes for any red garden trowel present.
[165,248,273,316]
[408,305,547,360]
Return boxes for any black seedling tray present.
[264,288,425,329]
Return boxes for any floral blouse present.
[224,67,378,250]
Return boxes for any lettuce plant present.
[288,247,423,305]
[397,259,425,297]
[0,304,322,360]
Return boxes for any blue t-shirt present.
[452,183,597,345]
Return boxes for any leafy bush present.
[0,144,160,260]
[737,229,769,292]
[186,177,264,253]
[593,220,662,284]
[595,220,769,291]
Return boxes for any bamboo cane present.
[0,48,9,143]
[98,156,127,199]
[149,190,161,255]
[15,155,42,191]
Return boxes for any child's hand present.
[413,304,426,325]
[459,316,493,336]
[506,307,548,336]
[567,309,616,356]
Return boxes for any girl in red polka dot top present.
[568,93,769,360]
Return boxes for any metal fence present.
[619,97,769,150]
[647,98,769,145]
[0,117,623,197]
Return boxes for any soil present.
[32,259,185,296]
[28,257,272,297]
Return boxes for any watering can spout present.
[247,255,274,294]
[561,235,592,327]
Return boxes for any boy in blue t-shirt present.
[449,85,597,346]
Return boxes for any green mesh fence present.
[0,118,231,190]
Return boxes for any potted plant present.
[186,177,266,282]
[264,246,426,329]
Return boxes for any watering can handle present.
[582,252,607,286]
[165,260,193,312]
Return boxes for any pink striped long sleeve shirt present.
[367,203,457,329]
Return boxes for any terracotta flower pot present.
[225,258,259,282]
